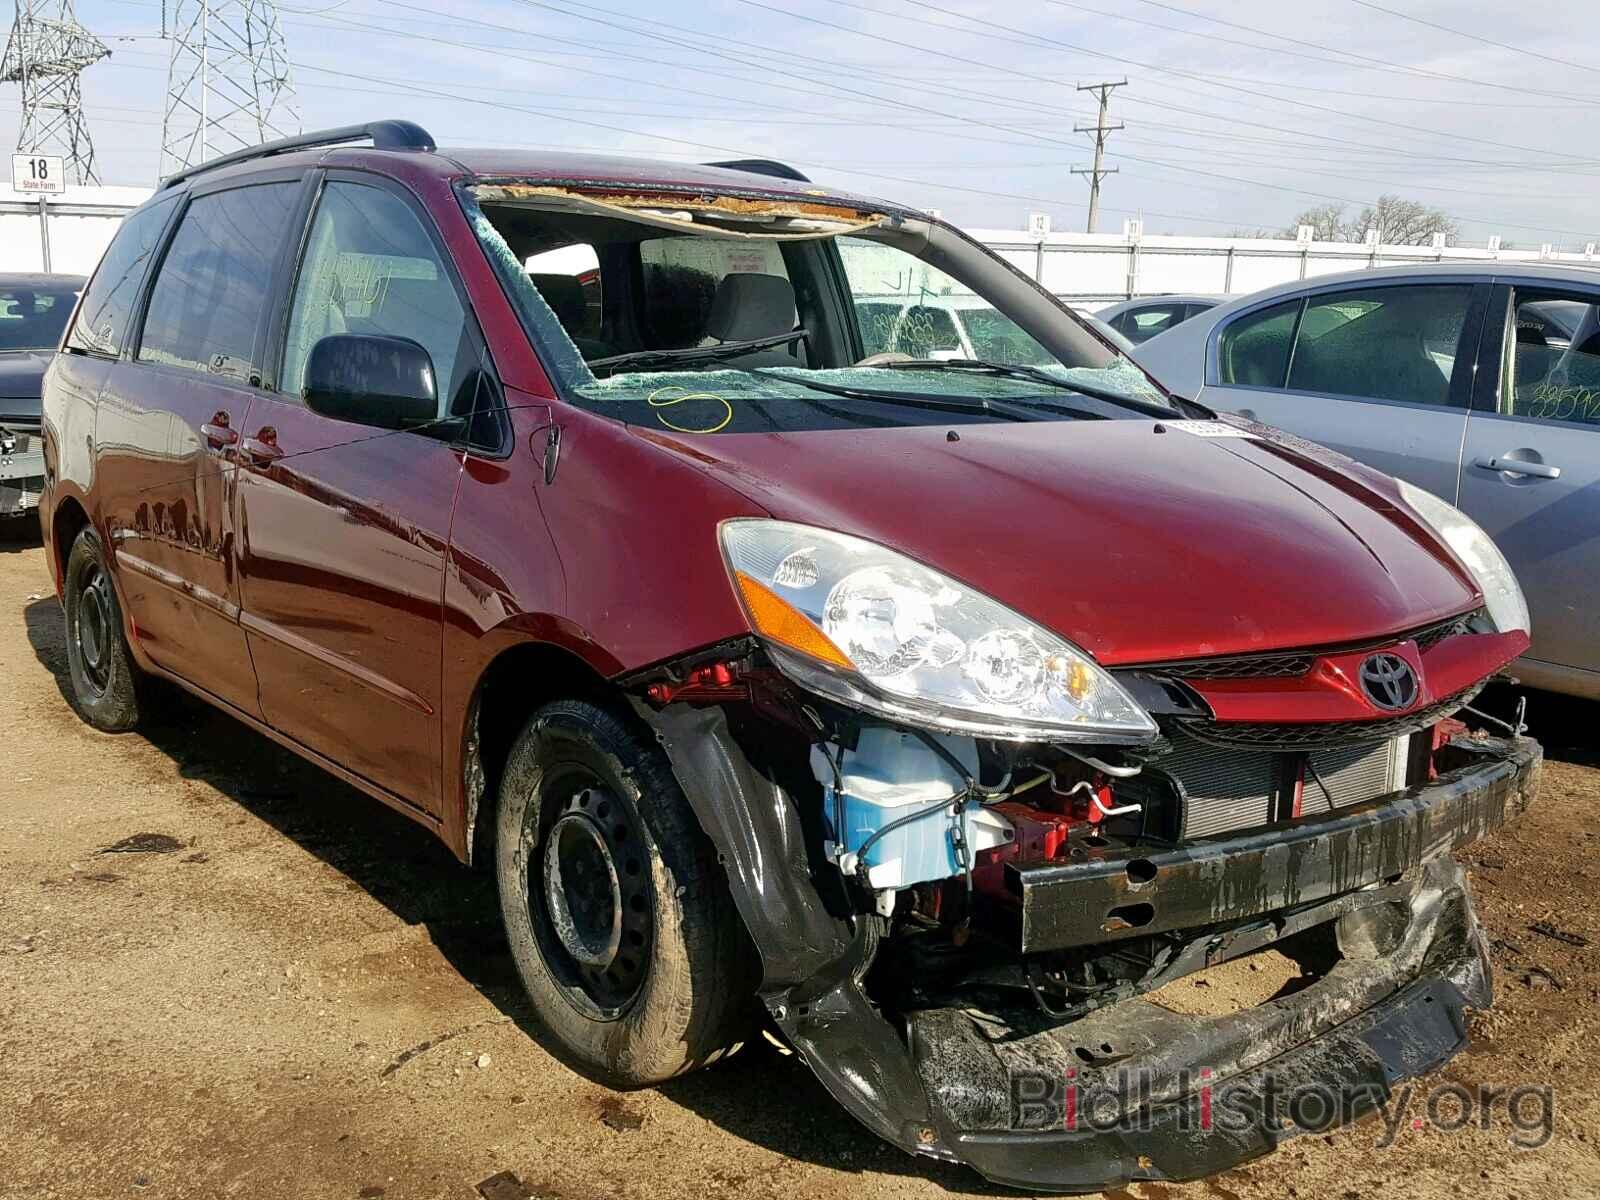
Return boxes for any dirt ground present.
[2,523,1598,1200]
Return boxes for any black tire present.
[62,525,142,732]
[495,698,754,1085]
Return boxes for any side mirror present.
[302,333,438,431]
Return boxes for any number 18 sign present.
[12,154,65,195]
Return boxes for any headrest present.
[529,273,588,331]
[704,273,796,343]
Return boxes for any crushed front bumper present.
[645,698,1539,1193]
[789,737,1538,1192]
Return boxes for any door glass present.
[1505,291,1600,424]
[1217,298,1299,387]
[138,184,298,381]
[65,194,178,357]
[282,182,470,417]
[1287,285,1472,406]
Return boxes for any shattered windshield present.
[465,184,1172,434]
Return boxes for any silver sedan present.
[1134,262,1600,701]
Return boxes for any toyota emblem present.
[1359,653,1419,711]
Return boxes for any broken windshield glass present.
[462,181,1172,434]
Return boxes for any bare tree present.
[1285,203,1348,241]
[1349,195,1459,246]
[1283,196,1458,246]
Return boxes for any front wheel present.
[495,699,755,1085]
[62,526,142,732]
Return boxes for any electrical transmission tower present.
[161,0,298,178]
[1072,79,1126,234]
[1,0,109,185]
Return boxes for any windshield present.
[0,283,80,351]
[465,186,1173,435]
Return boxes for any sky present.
[5,0,1598,248]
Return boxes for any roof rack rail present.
[702,158,811,183]
[160,119,437,190]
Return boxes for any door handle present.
[200,415,237,450]
[240,433,283,466]
[1473,455,1561,480]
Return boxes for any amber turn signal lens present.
[733,571,854,670]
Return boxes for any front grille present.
[1158,731,1407,839]
[1414,609,1481,653]
[1147,608,1484,682]
[1174,682,1483,752]
[1163,651,1315,680]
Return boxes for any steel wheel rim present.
[533,781,652,1017]
[75,561,114,694]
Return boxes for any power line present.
[1343,0,1600,78]
[1117,0,1600,102]
[1072,79,1124,232]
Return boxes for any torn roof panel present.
[444,148,900,210]
[470,182,889,240]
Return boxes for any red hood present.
[631,419,1482,667]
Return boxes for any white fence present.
[3,185,1597,311]
[0,186,153,276]
[970,222,1600,312]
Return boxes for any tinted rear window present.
[66,196,178,357]
[138,183,299,382]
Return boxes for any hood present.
[0,351,50,417]
[631,419,1481,666]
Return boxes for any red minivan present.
[40,121,1540,1191]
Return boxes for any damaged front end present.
[627,635,1539,1192]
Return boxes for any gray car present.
[1135,262,1600,700]
[0,274,85,521]
[1096,294,1221,345]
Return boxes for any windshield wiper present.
[747,369,1040,421]
[867,357,1186,419]
[587,330,808,376]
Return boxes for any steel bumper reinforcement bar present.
[1012,735,1541,952]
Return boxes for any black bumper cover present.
[644,702,1539,1193]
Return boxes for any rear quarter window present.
[65,195,178,357]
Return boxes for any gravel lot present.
[2,523,1598,1200]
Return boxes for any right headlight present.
[718,519,1157,743]
[1397,480,1529,635]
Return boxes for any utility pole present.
[161,0,298,178]
[1072,79,1125,234]
[1,0,109,185]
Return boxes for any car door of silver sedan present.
[1458,280,1600,698]
[1191,282,1490,503]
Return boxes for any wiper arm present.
[588,329,808,376]
[871,357,1182,418]
[748,369,1038,421]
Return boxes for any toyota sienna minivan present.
[39,120,1540,1192]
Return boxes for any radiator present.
[1159,732,1409,840]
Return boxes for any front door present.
[1459,281,1600,688]
[102,181,302,716]
[1202,282,1487,501]
[235,175,484,811]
